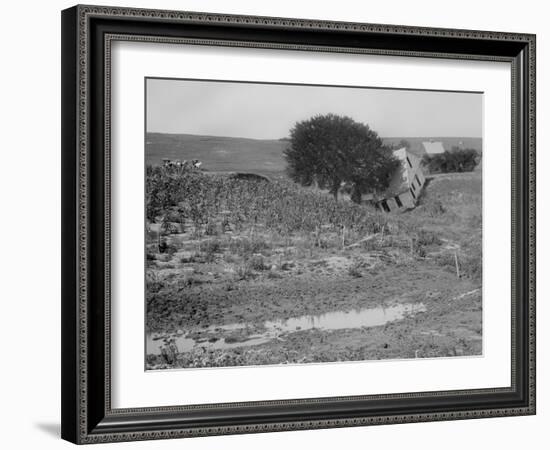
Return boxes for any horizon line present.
[146,131,483,141]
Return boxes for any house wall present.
[377,148,425,212]
[399,190,417,209]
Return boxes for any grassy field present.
[145,164,482,370]
[146,133,288,176]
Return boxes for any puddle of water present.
[265,303,426,332]
[146,333,271,354]
[146,302,426,355]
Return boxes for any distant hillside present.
[146,133,482,175]
[146,133,288,176]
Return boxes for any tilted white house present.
[375,147,426,212]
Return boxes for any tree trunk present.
[350,184,362,204]
[330,179,340,201]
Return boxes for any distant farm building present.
[421,140,445,155]
[375,147,426,212]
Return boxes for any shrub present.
[147,281,163,293]
[416,229,441,246]
[181,274,201,287]
[348,261,363,278]
[280,261,295,271]
[204,221,219,236]
[433,250,481,281]
[433,253,456,273]
[458,241,482,281]
[146,272,163,293]
[160,220,179,235]
[423,199,446,216]
[179,253,197,264]
[414,245,427,258]
[460,254,482,281]
[267,270,283,279]
[246,254,269,271]
[236,264,255,280]
[159,241,178,255]
[202,239,222,262]
[468,214,482,229]
[422,148,479,174]
[221,217,231,232]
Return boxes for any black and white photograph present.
[1,0,543,446]
[145,78,483,370]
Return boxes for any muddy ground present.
[146,250,482,369]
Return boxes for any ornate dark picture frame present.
[61,4,536,444]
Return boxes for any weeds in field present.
[202,239,222,263]
[415,229,442,246]
[146,165,389,239]
[457,239,482,281]
[159,241,178,255]
[267,270,283,279]
[246,254,269,271]
[179,253,198,264]
[348,261,363,278]
[146,271,163,293]
[204,221,220,236]
[229,236,271,257]
[236,264,255,280]
[418,197,446,217]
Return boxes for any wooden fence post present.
[342,225,346,250]
[454,252,460,278]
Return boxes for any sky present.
[146,78,483,140]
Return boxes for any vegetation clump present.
[422,147,479,174]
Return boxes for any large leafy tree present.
[284,114,399,203]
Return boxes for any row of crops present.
[146,165,390,236]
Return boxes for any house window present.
[394,195,403,208]
[414,174,421,186]
[380,200,390,213]
[406,156,412,168]
[411,180,416,191]
[410,188,416,199]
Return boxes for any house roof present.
[422,141,445,154]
